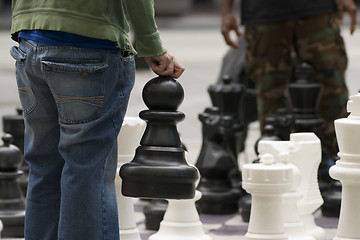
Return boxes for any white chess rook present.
[330,93,360,240]
[243,153,293,240]
[116,116,146,240]
[258,133,325,240]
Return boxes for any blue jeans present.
[10,39,135,240]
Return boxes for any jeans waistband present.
[19,38,129,55]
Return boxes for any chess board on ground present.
[1,199,339,240]
[134,199,339,240]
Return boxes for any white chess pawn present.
[329,93,360,240]
[279,152,316,240]
[148,165,212,240]
[243,153,293,240]
[116,116,145,240]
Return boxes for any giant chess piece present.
[242,153,292,240]
[2,108,28,196]
[115,116,145,240]
[329,93,360,240]
[149,191,212,240]
[149,169,212,240]
[258,133,326,240]
[143,199,168,231]
[288,62,323,134]
[265,108,295,141]
[0,134,25,238]
[289,63,339,217]
[120,76,199,199]
[195,76,245,214]
[279,152,316,240]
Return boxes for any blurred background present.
[0,0,359,165]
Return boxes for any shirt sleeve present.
[123,0,167,57]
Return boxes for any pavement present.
[0,10,359,239]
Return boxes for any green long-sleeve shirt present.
[11,0,166,57]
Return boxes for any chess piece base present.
[196,189,240,214]
[245,232,288,240]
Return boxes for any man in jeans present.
[10,0,184,239]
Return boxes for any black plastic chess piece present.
[265,108,295,141]
[289,63,340,217]
[0,134,25,237]
[120,76,199,199]
[2,107,29,196]
[288,63,323,134]
[195,76,245,214]
[2,108,24,152]
[254,123,281,159]
[143,199,168,231]
[321,180,342,217]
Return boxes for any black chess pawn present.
[2,107,28,196]
[266,108,295,141]
[2,108,24,152]
[120,76,199,199]
[143,199,168,231]
[0,134,25,238]
[254,123,281,160]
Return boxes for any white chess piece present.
[279,152,316,240]
[0,219,3,239]
[116,116,145,240]
[329,93,360,240]
[243,153,293,240]
[288,134,325,240]
[148,164,212,240]
[258,133,325,240]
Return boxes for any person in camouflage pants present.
[221,0,357,156]
[244,13,349,156]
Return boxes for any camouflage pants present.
[244,13,349,155]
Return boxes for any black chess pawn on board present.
[143,199,168,231]
[266,108,295,141]
[0,134,25,238]
[120,76,199,199]
[195,76,245,214]
[2,107,28,196]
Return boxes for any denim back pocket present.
[10,46,36,117]
[41,59,108,124]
